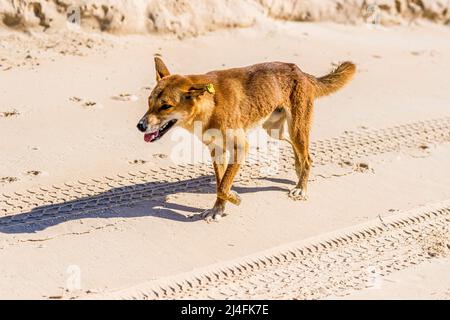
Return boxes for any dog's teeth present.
[158,120,175,133]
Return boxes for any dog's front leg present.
[200,145,227,221]
[201,136,248,222]
[210,147,228,189]
[201,163,242,222]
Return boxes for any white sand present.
[331,259,450,300]
[0,21,450,299]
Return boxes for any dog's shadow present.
[0,175,292,234]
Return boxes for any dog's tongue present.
[144,131,158,142]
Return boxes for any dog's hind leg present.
[287,83,314,201]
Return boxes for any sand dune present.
[1,0,449,37]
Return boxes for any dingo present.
[137,57,356,221]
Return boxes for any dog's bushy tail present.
[307,62,356,98]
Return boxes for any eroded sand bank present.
[1,0,449,37]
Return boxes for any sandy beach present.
[1,1,450,300]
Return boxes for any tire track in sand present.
[0,117,449,229]
[94,201,450,300]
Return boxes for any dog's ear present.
[154,57,170,81]
[186,83,215,98]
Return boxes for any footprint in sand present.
[339,160,353,167]
[410,51,424,56]
[405,143,433,158]
[0,109,20,118]
[83,101,97,107]
[112,93,139,102]
[354,162,372,173]
[152,153,168,159]
[0,177,18,184]
[129,159,147,165]
[69,97,101,108]
[26,170,41,176]
[338,160,373,173]
[69,96,82,103]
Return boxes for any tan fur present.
[306,62,356,97]
[139,57,356,221]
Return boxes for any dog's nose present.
[137,120,148,132]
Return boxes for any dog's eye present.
[159,104,172,111]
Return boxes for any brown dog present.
[137,57,356,221]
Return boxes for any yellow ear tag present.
[206,83,215,94]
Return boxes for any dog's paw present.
[200,207,225,223]
[289,187,308,201]
[218,190,242,206]
[228,190,242,206]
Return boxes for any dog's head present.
[137,57,215,143]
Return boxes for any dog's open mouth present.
[144,119,177,143]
